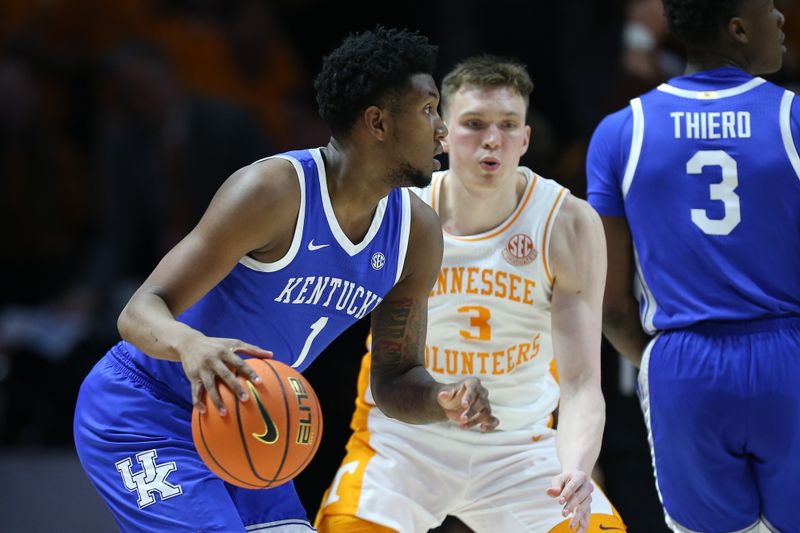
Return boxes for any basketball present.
[192,358,323,489]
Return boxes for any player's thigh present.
[750,323,800,533]
[456,436,624,532]
[316,427,458,532]
[82,443,242,532]
[317,514,397,533]
[639,332,759,532]
[74,357,245,531]
[458,479,623,532]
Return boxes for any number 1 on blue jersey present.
[292,317,329,368]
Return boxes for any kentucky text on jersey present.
[425,334,541,376]
[273,276,383,319]
[430,266,536,305]
[670,111,751,139]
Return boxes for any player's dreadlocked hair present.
[314,26,438,138]
[662,0,745,45]
[441,55,534,117]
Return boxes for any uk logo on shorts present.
[371,252,386,270]
[502,233,537,266]
[115,449,183,509]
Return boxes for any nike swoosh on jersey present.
[308,240,330,251]
[249,381,279,444]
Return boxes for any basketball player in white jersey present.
[316,56,625,533]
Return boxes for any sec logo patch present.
[502,233,537,266]
[371,252,386,270]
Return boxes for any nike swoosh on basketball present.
[248,381,279,445]
[598,525,623,531]
[308,240,330,251]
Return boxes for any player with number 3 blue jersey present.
[587,1,800,532]
[73,27,498,533]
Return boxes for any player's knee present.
[547,513,627,533]
[317,514,398,533]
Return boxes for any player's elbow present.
[369,369,436,424]
[560,370,601,399]
[370,387,404,422]
[117,304,134,342]
[117,290,147,342]
[602,299,636,334]
[602,304,623,330]
[561,379,605,423]
[368,374,397,419]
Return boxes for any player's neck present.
[439,169,527,237]
[684,47,751,75]
[320,141,387,244]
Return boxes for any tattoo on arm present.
[371,298,425,375]
[369,296,442,422]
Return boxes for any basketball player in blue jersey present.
[587,1,799,532]
[73,27,498,533]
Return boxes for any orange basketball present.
[191,358,323,489]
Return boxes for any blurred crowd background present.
[1,0,799,531]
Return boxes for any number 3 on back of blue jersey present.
[687,150,741,235]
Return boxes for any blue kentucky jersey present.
[121,148,411,401]
[588,67,800,333]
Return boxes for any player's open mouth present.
[479,158,500,171]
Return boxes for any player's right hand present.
[179,336,273,416]
[546,470,594,533]
[437,378,499,432]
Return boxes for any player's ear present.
[728,16,749,45]
[364,106,387,141]
[520,124,532,157]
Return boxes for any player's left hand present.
[437,378,499,432]
[546,470,593,533]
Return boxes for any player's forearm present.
[556,384,605,474]
[600,214,650,366]
[602,300,650,367]
[370,294,450,423]
[117,290,201,362]
[370,364,448,424]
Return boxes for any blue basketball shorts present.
[639,316,800,533]
[73,347,314,532]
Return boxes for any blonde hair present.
[441,55,533,117]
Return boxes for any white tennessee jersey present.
[359,167,569,436]
[416,168,568,432]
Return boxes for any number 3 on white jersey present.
[687,150,741,235]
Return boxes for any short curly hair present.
[314,26,438,137]
[662,0,744,45]
[441,55,533,117]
